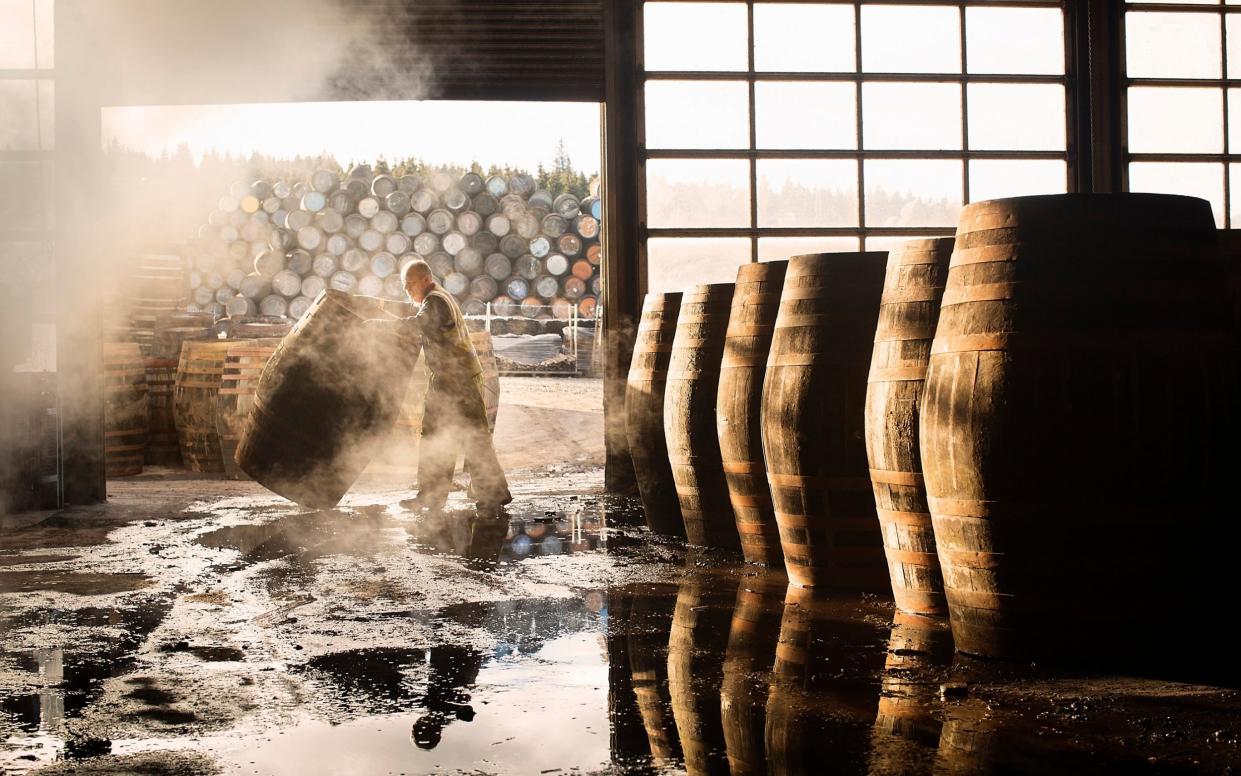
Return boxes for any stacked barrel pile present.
[627,192,1240,672]
[187,166,602,322]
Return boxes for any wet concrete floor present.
[1,466,1239,774]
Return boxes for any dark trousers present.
[418,374,510,506]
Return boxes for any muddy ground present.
[1,377,1239,774]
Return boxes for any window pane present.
[968,160,1067,203]
[1128,162,1224,227]
[1127,87,1223,153]
[1126,12,1221,79]
[863,235,941,252]
[1230,163,1241,227]
[1228,89,1241,150]
[0,0,36,68]
[757,159,859,227]
[646,81,749,149]
[862,83,961,150]
[35,0,53,69]
[646,159,750,228]
[861,5,961,74]
[966,7,1064,75]
[864,159,963,228]
[0,161,50,230]
[644,3,748,71]
[1227,15,1241,78]
[967,83,1066,151]
[0,81,40,150]
[759,236,861,262]
[648,237,751,292]
[754,3,856,72]
[755,82,856,150]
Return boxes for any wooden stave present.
[717,261,788,566]
[864,238,954,616]
[761,252,889,589]
[104,342,149,477]
[867,612,953,776]
[625,293,686,538]
[236,290,420,508]
[920,194,1238,662]
[217,338,282,480]
[627,589,683,765]
[665,283,738,550]
[174,340,233,473]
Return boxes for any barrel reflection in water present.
[668,572,739,775]
[627,587,683,765]
[720,571,787,776]
[766,586,888,775]
[868,612,953,775]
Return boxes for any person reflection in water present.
[370,259,512,515]
[410,643,485,749]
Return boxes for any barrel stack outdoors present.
[103,342,148,477]
[174,339,232,473]
[720,571,786,776]
[664,283,739,549]
[216,338,282,479]
[236,289,420,508]
[864,238,954,616]
[920,193,1239,664]
[625,292,686,538]
[718,261,788,565]
[762,252,888,589]
[667,572,738,776]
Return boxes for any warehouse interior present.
[3,1,1241,774]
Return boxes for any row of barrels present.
[615,575,1016,775]
[107,308,501,481]
[626,193,1240,664]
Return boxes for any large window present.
[639,1,1072,291]
[1124,0,1238,226]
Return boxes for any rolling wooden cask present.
[625,293,685,538]
[104,343,148,477]
[720,571,786,776]
[667,573,738,775]
[217,338,281,479]
[144,357,181,465]
[765,586,888,776]
[174,340,232,473]
[665,283,738,549]
[864,238,954,616]
[718,261,787,565]
[921,194,1238,662]
[236,290,420,508]
[762,252,888,589]
[628,589,683,765]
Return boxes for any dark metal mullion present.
[649,226,957,238]
[855,2,866,245]
[1222,8,1231,227]
[747,0,758,262]
[644,148,1066,160]
[641,0,1059,6]
[1129,152,1241,162]
[960,1,970,204]
[1126,77,1241,87]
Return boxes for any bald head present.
[402,259,435,303]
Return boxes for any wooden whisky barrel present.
[864,238,954,616]
[868,612,952,776]
[921,193,1237,662]
[762,252,888,589]
[625,293,685,538]
[144,357,181,466]
[665,283,738,549]
[237,290,420,508]
[216,338,281,479]
[717,261,787,565]
[628,590,682,765]
[667,574,738,776]
[104,343,148,477]
[174,340,232,472]
[721,572,786,776]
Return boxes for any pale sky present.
[101,100,603,173]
